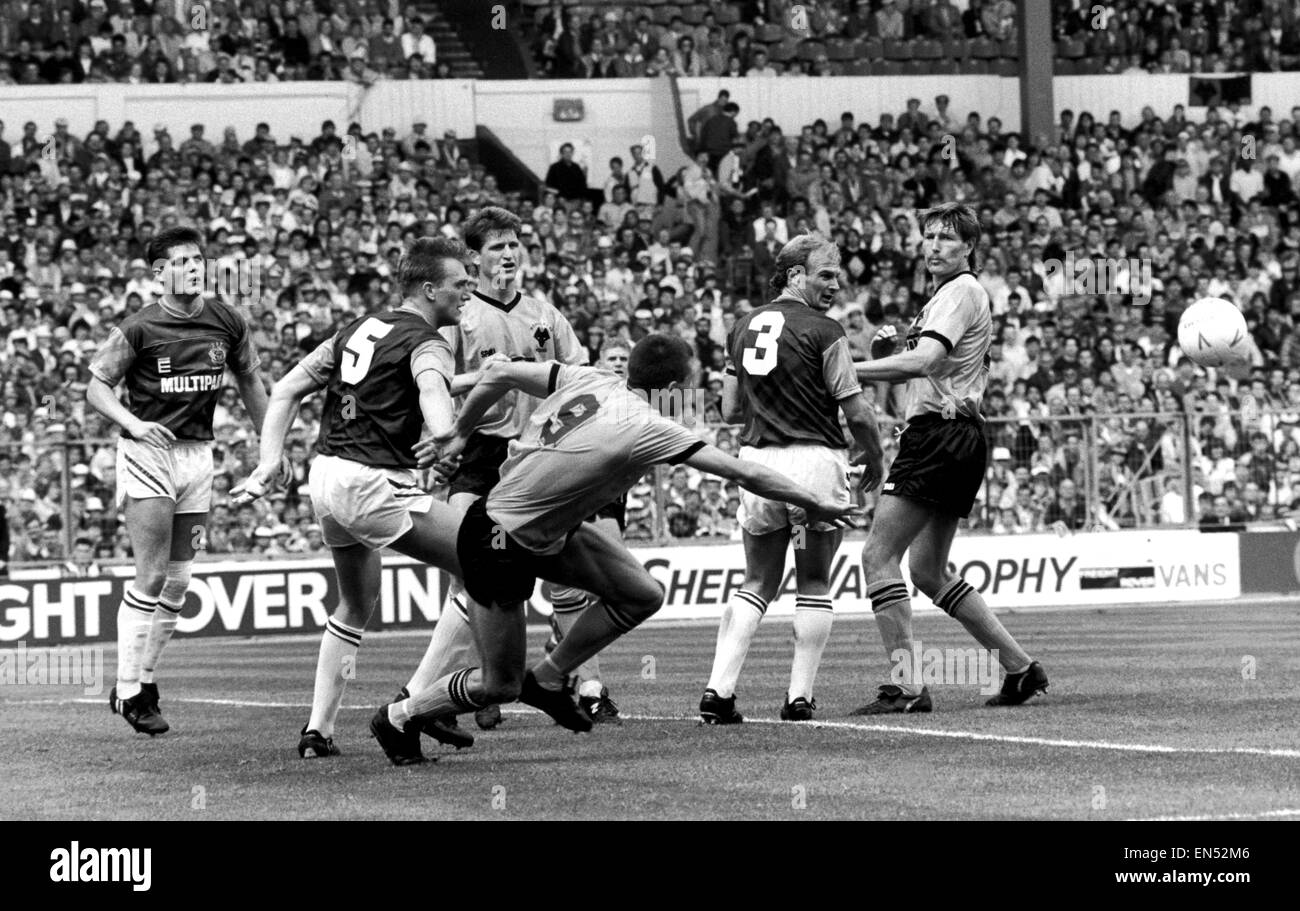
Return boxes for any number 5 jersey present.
[487,364,706,555]
[725,297,861,450]
[302,308,454,469]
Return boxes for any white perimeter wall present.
[4,73,1298,184]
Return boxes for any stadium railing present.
[9,410,1299,576]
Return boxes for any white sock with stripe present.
[705,589,768,699]
[789,595,833,702]
[139,602,182,685]
[405,595,477,695]
[116,588,157,700]
[306,617,363,738]
[552,590,604,696]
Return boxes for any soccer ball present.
[1177,297,1249,368]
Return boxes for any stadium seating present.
[5,83,1300,570]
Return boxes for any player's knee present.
[132,568,168,598]
[861,538,895,577]
[159,560,193,609]
[908,560,948,598]
[627,578,664,622]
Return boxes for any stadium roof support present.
[1019,0,1054,150]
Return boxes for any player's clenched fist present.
[870,324,898,360]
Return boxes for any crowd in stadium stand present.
[5,84,1300,570]
[0,1,453,84]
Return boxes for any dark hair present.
[628,334,692,390]
[146,225,203,267]
[462,205,522,252]
[397,237,470,295]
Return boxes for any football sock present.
[404,595,476,694]
[553,591,603,689]
[306,617,363,738]
[115,588,157,700]
[867,579,920,696]
[139,602,182,685]
[789,595,833,702]
[933,578,1032,673]
[394,666,485,727]
[533,600,638,690]
[705,589,767,699]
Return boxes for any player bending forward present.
[367,334,858,765]
[235,237,478,758]
[538,337,635,723]
[852,202,1048,713]
[400,205,587,737]
[88,226,268,735]
[699,235,883,724]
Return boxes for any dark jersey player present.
[235,237,475,758]
[87,225,269,736]
[853,202,1048,713]
[699,235,883,724]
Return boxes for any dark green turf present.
[2,603,1297,820]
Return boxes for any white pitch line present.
[7,696,1300,760]
[1128,808,1300,821]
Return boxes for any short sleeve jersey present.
[89,297,261,442]
[901,271,992,422]
[487,365,705,554]
[441,289,587,439]
[725,297,861,448]
[304,309,453,469]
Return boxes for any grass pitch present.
[2,602,1297,820]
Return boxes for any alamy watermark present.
[0,641,104,695]
[155,258,263,299]
[1042,252,1153,305]
[890,639,999,695]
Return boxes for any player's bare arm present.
[720,372,743,424]
[232,363,320,503]
[684,443,859,527]
[853,336,947,383]
[233,367,270,436]
[418,359,559,467]
[838,392,884,493]
[448,352,510,396]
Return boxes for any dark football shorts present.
[590,493,628,532]
[456,497,544,608]
[449,432,512,498]
[883,413,988,518]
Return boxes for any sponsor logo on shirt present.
[160,374,223,393]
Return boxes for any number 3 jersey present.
[488,364,705,554]
[725,297,861,450]
[302,308,454,469]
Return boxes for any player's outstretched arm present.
[853,335,947,383]
[418,360,560,468]
[231,364,320,504]
[455,360,557,432]
[684,443,859,527]
[448,353,510,396]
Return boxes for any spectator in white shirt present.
[401,16,436,65]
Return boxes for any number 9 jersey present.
[725,298,861,450]
[303,310,453,469]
